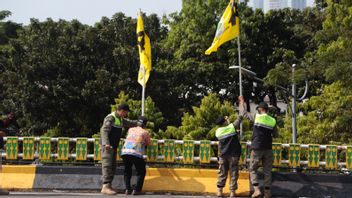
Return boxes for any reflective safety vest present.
[107,112,122,149]
[252,113,276,150]
[108,112,121,126]
[254,113,276,130]
[216,123,236,140]
[215,123,241,157]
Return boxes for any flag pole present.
[141,63,145,116]
[237,35,243,138]
[139,9,145,117]
[142,83,145,116]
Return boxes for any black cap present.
[215,116,226,125]
[117,103,130,111]
[137,116,148,127]
[256,102,268,110]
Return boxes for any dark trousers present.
[122,155,146,191]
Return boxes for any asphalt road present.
[0,191,251,198]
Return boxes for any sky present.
[1,0,316,26]
[1,0,183,25]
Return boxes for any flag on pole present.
[205,0,240,55]
[137,12,152,86]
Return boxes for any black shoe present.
[132,190,142,195]
[125,189,132,195]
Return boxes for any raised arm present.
[238,96,255,122]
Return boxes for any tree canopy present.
[1,0,352,144]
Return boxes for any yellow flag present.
[137,13,152,86]
[205,0,240,55]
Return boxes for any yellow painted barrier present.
[0,165,36,189]
[144,168,250,196]
[0,165,250,196]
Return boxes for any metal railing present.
[1,137,352,170]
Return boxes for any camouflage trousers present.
[101,148,117,184]
[249,149,273,188]
[217,156,239,190]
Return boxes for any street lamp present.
[292,64,297,144]
[229,64,308,144]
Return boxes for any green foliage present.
[278,82,352,144]
[164,93,239,140]
[111,92,165,139]
[42,127,60,137]
[0,13,165,137]
[1,1,351,146]
[314,1,352,87]
[0,11,22,45]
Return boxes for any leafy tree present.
[0,11,22,45]
[110,92,165,138]
[278,82,352,144]
[0,10,22,109]
[157,0,241,123]
[314,0,352,87]
[0,13,166,137]
[164,93,248,140]
[244,7,324,103]
[274,1,352,144]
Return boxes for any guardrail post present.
[272,143,282,166]
[183,140,194,164]
[94,138,101,161]
[6,136,18,160]
[57,137,69,161]
[200,140,211,164]
[325,145,337,169]
[76,138,87,161]
[308,144,320,168]
[23,137,35,160]
[163,139,175,162]
[289,144,300,168]
[347,146,352,170]
[40,137,51,160]
[147,139,158,162]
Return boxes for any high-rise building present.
[246,0,311,13]
[247,0,264,10]
[289,0,307,10]
[264,0,288,13]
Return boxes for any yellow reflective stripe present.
[254,114,276,128]
[216,124,236,139]
[109,112,121,126]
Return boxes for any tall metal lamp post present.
[229,64,308,144]
[291,64,297,144]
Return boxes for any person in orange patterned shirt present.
[121,116,151,195]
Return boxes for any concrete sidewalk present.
[1,191,250,198]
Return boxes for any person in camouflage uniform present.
[239,96,277,198]
[100,103,138,195]
[215,114,243,198]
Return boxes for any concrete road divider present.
[0,165,250,196]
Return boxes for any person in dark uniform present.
[215,114,243,198]
[100,104,138,195]
[239,97,277,198]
